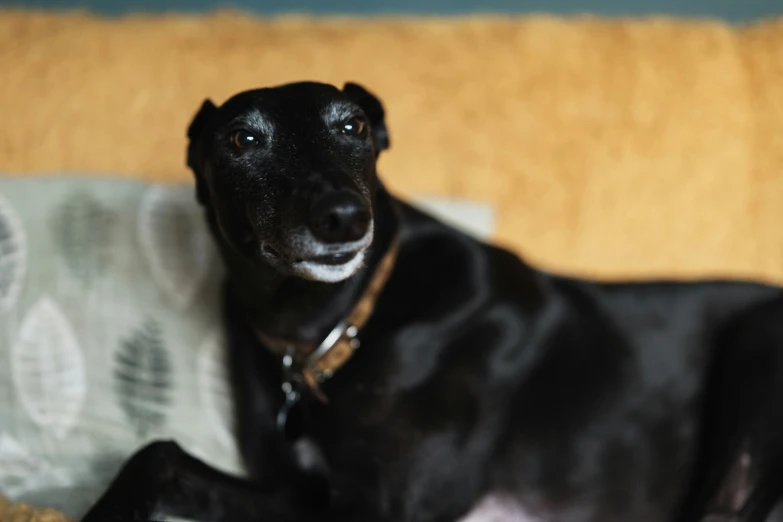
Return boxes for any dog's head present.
[186,81,390,283]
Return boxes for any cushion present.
[0,175,495,519]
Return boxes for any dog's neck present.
[211,186,399,345]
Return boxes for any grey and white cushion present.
[0,175,495,519]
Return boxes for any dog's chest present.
[458,494,543,522]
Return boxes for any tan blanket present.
[0,496,72,522]
[1,11,783,282]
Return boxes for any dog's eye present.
[230,130,260,149]
[342,117,366,137]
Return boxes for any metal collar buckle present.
[275,321,361,437]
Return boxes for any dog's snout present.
[308,191,371,244]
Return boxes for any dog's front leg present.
[81,440,300,522]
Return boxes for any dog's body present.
[82,82,783,522]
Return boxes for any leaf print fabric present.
[51,191,116,288]
[0,178,245,519]
[0,176,492,519]
[114,320,173,439]
[11,297,86,440]
[0,192,27,313]
[0,434,73,499]
[197,330,236,448]
[138,186,214,310]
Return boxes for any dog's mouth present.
[260,239,371,283]
[262,246,360,265]
[297,252,357,266]
[290,250,366,283]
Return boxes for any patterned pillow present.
[0,175,495,519]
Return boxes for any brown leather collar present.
[253,237,399,404]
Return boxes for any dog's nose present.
[308,191,371,244]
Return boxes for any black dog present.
[82,81,783,522]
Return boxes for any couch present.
[1,9,782,521]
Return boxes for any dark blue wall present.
[1,0,781,21]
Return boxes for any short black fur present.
[82,81,783,522]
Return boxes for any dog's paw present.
[80,440,185,522]
[125,440,185,480]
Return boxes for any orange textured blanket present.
[1,10,782,282]
[0,495,71,522]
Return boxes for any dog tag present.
[276,391,306,441]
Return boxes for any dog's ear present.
[186,99,218,205]
[342,82,390,155]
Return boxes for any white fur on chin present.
[292,251,366,283]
